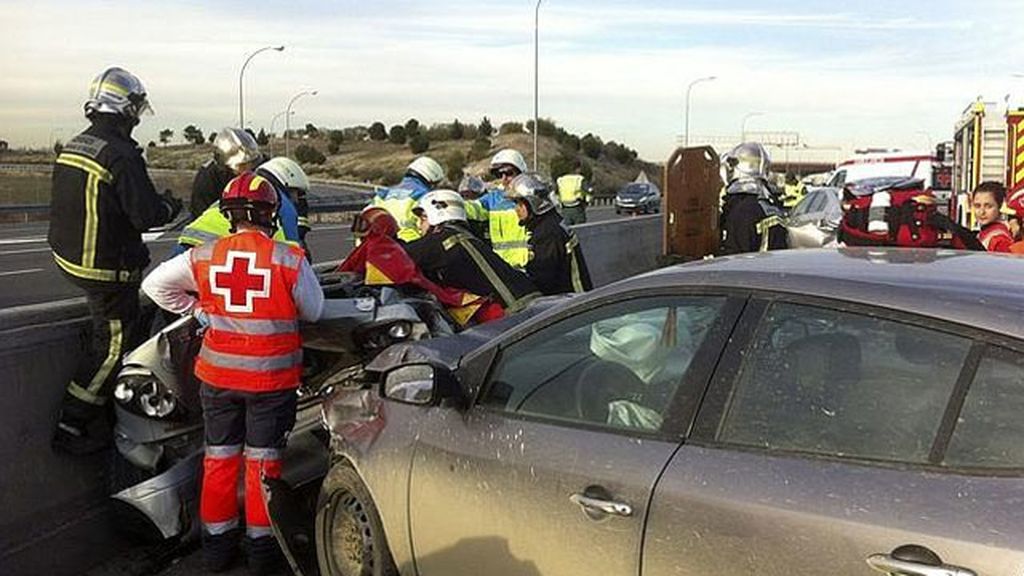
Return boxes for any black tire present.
[316,463,398,576]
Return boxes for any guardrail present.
[0,214,662,576]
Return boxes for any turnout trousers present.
[199,383,298,540]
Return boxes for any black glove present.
[161,190,183,223]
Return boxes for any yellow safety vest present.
[179,202,291,247]
[372,195,422,242]
[488,208,530,268]
[557,174,587,207]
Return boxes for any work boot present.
[246,535,283,576]
[51,395,113,456]
[203,528,242,573]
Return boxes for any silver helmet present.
[721,142,771,192]
[506,172,555,215]
[458,175,486,198]
[213,128,261,172]
[84,67,152,123]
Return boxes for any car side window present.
[717,302,971,464]
[480,297,727,433]
[945,348,1024,469]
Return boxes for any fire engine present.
[949,101,1024,227]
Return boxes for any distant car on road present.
[298,249,1024,576]
[615,182,661,214]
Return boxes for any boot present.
[51,394,112,456]
[246,535,283,576]
[203,528,242,573]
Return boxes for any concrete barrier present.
[0,215,663,575]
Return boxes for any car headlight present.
[388,321,412,340]
[114,373,179,419]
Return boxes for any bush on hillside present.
[470,136,491,161]
[389,125,407,145]
[580,133,603,159]
[368,122,387,141]
[450,119,465,140]
[499,122,524,135]
[294,144,326,165]
[479,116,494,137]
[405,118,420,136]
[446,151,466,183]
[409,134,430,154]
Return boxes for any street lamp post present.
[269,110,294,156]
[238,45,285,129]
[285,90,318,157]
[684,75,716,148]
[533,0,543,171]
[740,112,763,142]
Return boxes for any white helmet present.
[407,156,445,186]
[213,128,261,172]
[415,189,467,227]
[490,148,528,177]
[506,173,555,215]
[256,156,310,194]
[84,67,153,123]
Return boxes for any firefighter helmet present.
[414,190,467,227]
[213,128,261,172]
[351,206,399,240]
[257,156,310,196]
[407,156,445,186]
[220,172,279,229]
[506,173,555,215]
[84,67,152,124]
[721,142,771,187]
[490,149,528,178]
[458,175,486,198]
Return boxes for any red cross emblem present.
[209,251,271,313]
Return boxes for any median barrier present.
[0,214,663,575]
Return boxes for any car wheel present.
[316,463,398,576]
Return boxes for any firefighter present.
[177,157,306,254]
[49,66,183,455]
[718,142,788,255]
[458,174,491,244]
[556,161,591,225]
[405,189,539,314]
[478,148,531,268]
[370,156,445,241]
[507,173,593,295]
[142,172,323,574]
[190,127,262,218]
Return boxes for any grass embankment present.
[0,169,193,205]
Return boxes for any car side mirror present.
[382,363,464,408]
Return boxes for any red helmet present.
[1003,188,1024,220]
[220,171,278,229]
[352,206,398,240]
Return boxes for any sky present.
[2,0,1023,162]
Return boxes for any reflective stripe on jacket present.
[192,230,304,391]
[371,177,431,242]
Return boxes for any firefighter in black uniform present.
[49,67,182,454]
[506,173,593,295]
[719,142,789,255]
[189,127,261,218]
[405,190,540,314]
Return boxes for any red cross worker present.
[142,172,323,574]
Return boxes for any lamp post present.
[238,45,284,129]
[533,0,543,171]
[285,90,318,157]
[740,112,763,142]
[269,110,294,156]
[684,75,716,148]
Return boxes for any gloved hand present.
[161,190,184,222]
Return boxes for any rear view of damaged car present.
[108,275,454,545]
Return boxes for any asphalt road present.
[0,205,621,309]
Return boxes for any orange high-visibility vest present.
[192,230,305,392]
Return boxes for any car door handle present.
[866,544,976,576]
[569,492,633,517]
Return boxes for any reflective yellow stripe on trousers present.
[68,318,123,405]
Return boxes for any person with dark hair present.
[49,66,182,455]
[973,181,1013,252]
[143,172,323,574]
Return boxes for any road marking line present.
[0,247,51,255]
[0,237,47,245]
[0,268,44,277]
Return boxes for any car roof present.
[609,248,1024,340]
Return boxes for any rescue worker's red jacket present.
[978,222,1014,253]
[192,230,306,391]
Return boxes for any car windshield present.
[619,184,651,197]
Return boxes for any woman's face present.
[972,191,1001,226]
